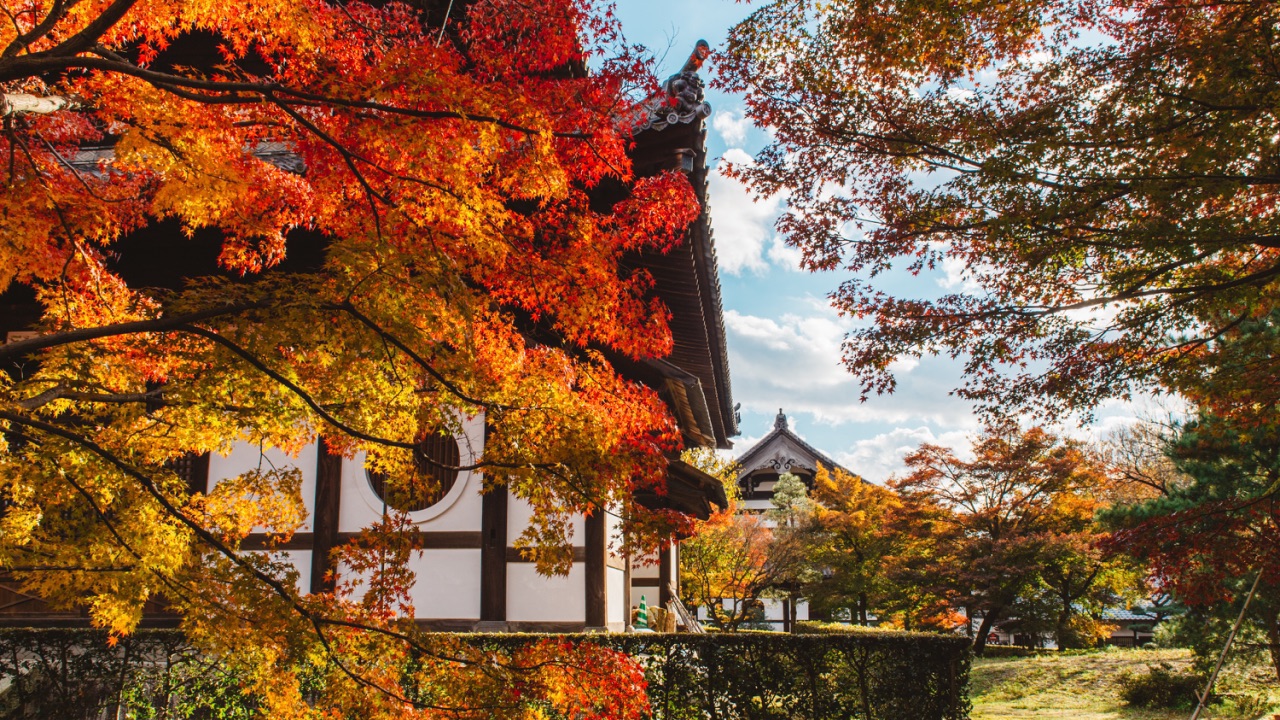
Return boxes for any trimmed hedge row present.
[0,628,971,719]
[0,630,253,720]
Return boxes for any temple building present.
[694,410,857,630]
[735,409,853,514]
[0,42,733,633]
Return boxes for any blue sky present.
[611,1,1155,481]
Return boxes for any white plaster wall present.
[507,494,584,544]
[605,507,623,552]
[694,598,808,627]
[506,562,584,622]
[607,566,626,627]
[245,550,311,595]
[337,413,486,533]
[630,552,659,578]
[631,587,659,615]
[209,441,317,531]
[760,598,809,624]
[406,549,481,619]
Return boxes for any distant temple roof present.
[734,409,854,479]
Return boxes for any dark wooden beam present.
[504,546,587,563]
[243,530,483,552]
[187,452,210,496]
[584,510,606,628]
[658,540,673,607]
[480,486,508,622]
[309,439,343,594]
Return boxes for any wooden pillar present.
[671,542,679,600]
[187,453,211,496]
[658,538,674,608]
[480,485,508,623]
[310,439,343,594]
[584,509,606,629]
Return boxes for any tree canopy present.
[1104,412,1280,678]
[894,424,1113,654]
[0,0,700,715]
[719,0,1280,420]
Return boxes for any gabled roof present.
[735,410,853,478]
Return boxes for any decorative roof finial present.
[775,408,788,430]
[640,40,713,132]
[682,39,712,74]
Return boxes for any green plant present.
[1118,663,1205,709]
[0,628,974,720]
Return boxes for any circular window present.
[366,431,461,512]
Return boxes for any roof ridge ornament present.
[641,40,712,132]
[775,408,788,430]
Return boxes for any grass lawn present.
[969,648,1280,720]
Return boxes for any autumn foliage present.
[719,0,1280,422]
[0,0,699,715]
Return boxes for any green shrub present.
[0,630,253,720]
[978,645,1043,658]
[793,620,884,634]
[1118,663,1206,709]
[0,628,973,720]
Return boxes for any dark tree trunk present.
[973,607,1003,656]
[1265,609,1280,683]
[858,592,869,626]
[1055,596,1073,651]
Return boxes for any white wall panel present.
[209,441,317,531]
[339,412,486,533]
[607,566,626,626]
[406,549,482,619]
[506,563,584,622]
[630,551,659,578]
[507,494,585,543]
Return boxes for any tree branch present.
[0,302,272,361]
[0,53,591,140]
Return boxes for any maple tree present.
[678,509,777,631]
[0,0,703,715]
[719,0,1280,421]
[677,456,814,632]
[894,423,1110,654]
[1032,530,1142,650]
[875,493,967,633]
[804,465,903,627]
[1106,411,1280,679]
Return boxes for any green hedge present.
[0,629,254,720]
[0,628,971,720]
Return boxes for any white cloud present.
[835,426,977,484]
[823,394,1187,484]
[712,109,752,146]
[938,254,978,291]
[707,149,784,275]
[723,307,977,427]
[766,237,806,271]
